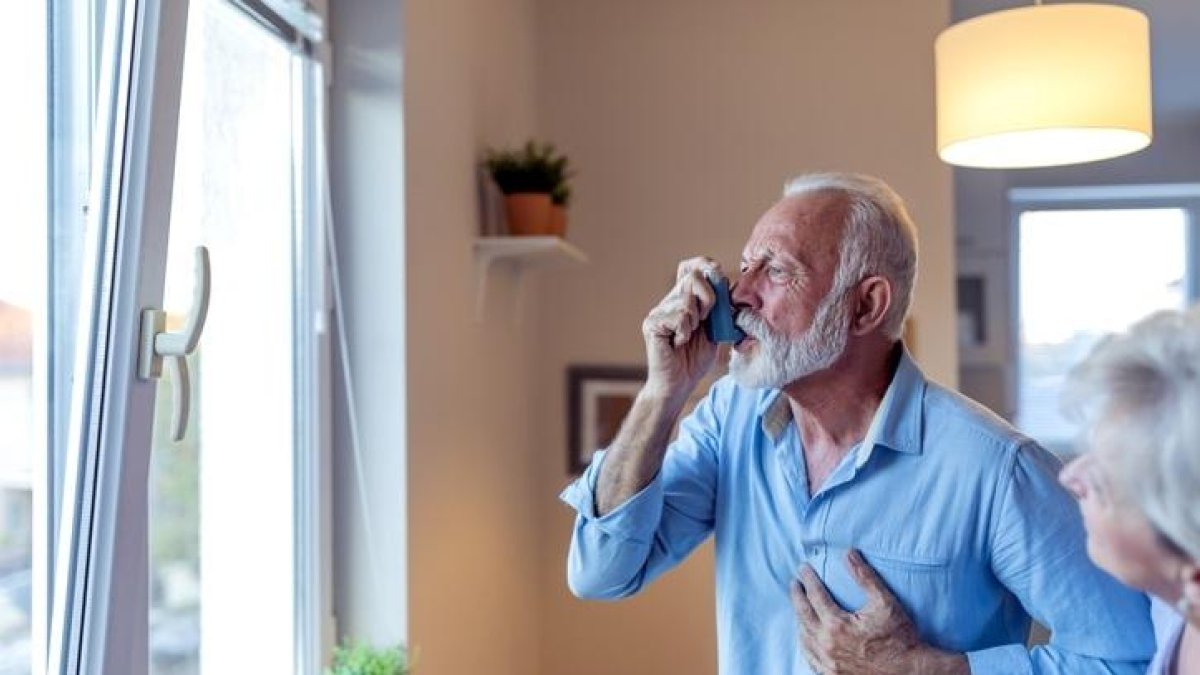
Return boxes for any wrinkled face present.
[728,192,852,389]
[1059,440,1179,598]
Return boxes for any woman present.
[1059,307,1200,674]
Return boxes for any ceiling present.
[952,0,1200,119]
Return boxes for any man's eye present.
[767,266,788,280]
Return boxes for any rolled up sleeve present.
[560,386,723,600]
[560,451,668,598]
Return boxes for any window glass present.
[150,1,301,672]
[0,3,49,672]
[1017,208,1188,451]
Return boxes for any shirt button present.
[806,546,819,558]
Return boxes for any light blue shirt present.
[561,352,1154,674]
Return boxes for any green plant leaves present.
[326,641,410,675]
[484,139,573,200]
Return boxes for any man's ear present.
[850,276,892,337]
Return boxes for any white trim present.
[328,0,408,647]
[293,52,332,675]
[49,0,191,672]
[49,0,137,667]
[80,0,190,668]
[27,0,51,670]
[1010,183,1200,203]
[261,0,323,42]
[228,0,323,45]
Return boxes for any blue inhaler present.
[704,274,746,345]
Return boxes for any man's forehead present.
[742,192,846,259]
[741,239,798,263]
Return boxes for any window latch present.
[137,246,211,441]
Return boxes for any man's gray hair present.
[1062,306,1200,562]
[782,173,919,341]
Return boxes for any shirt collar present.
[757,347,927,463]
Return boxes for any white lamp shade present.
[935,3,1152,169]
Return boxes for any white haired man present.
[560,173,1154,674]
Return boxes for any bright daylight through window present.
[1017,208,1189,452]
[150,0,306,671]
[0,2,49,673]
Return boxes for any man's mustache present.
[736,311,769,340]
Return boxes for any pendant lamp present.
[935,3,1152,169]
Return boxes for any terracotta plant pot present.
[549,204,568,238]
[504,193,553,236]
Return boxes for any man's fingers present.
[672,296,697,345]
[675,258,724,321]
[645,288,700,347]
[846,549,901,610]
[676,256,722,283]
[651,258,728,351]
[791,579,820,628]
[801,640,829,675]
[801,633,834,675]
[794,594,829,674]
[800,566,846,620]
[680,271,717,317]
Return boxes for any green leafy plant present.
[484,140,572,197]
[551,182,572,207]
[326,641,410,675]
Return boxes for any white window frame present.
[290,18,333,675]
[47,0,330,672]
[40,0,106,669]
[48,1,191,671]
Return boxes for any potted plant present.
[549,183,571,237]
[326,641,410,675]
[484,140,571,236]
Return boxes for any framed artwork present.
[566,365,646,475]
[956,254,1010,365]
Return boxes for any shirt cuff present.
[559,450,665,545]
[966,644,1030,675]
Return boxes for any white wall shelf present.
[473,236,588,320]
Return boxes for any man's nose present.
[730,275,757,310]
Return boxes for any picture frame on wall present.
[956,254,1009,365]
[566,365,646,475]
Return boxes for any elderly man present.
[560,173,1154,674]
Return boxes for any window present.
[1,2,92,672]
[150,1,325,671]
[1013,188,1200,453]
[46,1,328,673]
[0,0,46,666]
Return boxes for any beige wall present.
[403,0,545,673]
[532,1,955,673]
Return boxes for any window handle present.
[138,246,211,441]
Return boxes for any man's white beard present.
[729,289,851,390]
